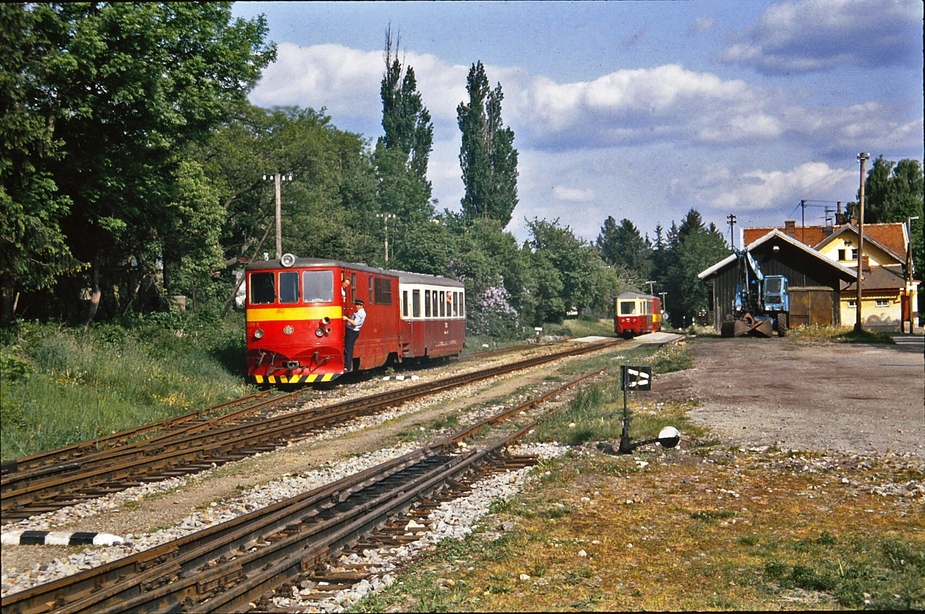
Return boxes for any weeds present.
[1,315,250,460]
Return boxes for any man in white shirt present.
[343,299,366,372]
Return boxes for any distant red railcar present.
[245,257,465,385]
[614,292,662,339]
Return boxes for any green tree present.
[457,61,518,227]
[3,3,275,324]
[1,4,80,324]
[374,28,435,268]
[526,218,611,320]
[596,216,653,280]
[849,156,924,317]
[196,105,379,296]
[662,209,729,327]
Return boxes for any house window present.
[847,300,857,308]
[875,299,889,308]
[839,248,859,260]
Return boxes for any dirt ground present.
[655,335,925,457]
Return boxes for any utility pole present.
[854,153,869,333]
[906,215,920,333]
[645,280,656,295]
[264,173,292,259]
[376,213,396,263]
[726,214,737,250]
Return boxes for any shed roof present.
[698,229,857,280]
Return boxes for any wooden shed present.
[698,230,858,332]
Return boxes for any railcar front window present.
[280,272,299,303]
[250,272,276,304]
[620,301,636,315]
[303,270,334,302]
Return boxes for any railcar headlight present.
[283,325,294,336]
[254,328,265,339]
[315,327,325,337]
[321,317,331,325]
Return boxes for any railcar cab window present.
[620,301,636,315]
[279,271,299,303]
[250,272,276,304]
[374,277,392,304]
[302,270,333,303]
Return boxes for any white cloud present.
[721,0,921,74]
[688,16,715,34]
[251,43,382,118]
[251,42,920,161]
[689,162,856,211]
[552,186,596,203]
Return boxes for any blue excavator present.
[721,248,790,337]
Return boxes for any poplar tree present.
[373,28,435,267]
[457,61,518,227]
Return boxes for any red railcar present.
[615,292,662,339]
[245,257,465,385]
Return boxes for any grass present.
[0,314,251,461]
[357,446,924,612]
[531,341,703,447]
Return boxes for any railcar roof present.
[245,257,463,287]
[617,291,655,300]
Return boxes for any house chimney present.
[835,201,844,225]
[784,220,796,237]
[862,255,871,273]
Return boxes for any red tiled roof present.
[744,222,907,256]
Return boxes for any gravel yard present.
[657,335,924,458]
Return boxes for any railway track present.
[1,370,602,614]
[1,338,620,523]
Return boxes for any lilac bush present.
[467,282,523,339]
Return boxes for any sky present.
[231,0,923,246]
